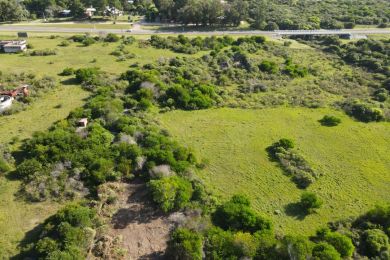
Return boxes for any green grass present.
[158,107,390,236]
[0,85,88,258]
[0,23,133,29]
[0,35,200,76]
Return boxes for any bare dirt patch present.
[107,181,174,260]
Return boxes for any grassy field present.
[0,85,88,258]
[158,107,390,236]
[0,34,200,77]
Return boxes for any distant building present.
[59,10,71,16]
[85,7,96,18]
[103,6,124,17]
[0,40,27,53]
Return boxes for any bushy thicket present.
[168,193,360,260]
[213,194,272,233]
[27,49,57,56]
[20,204,96,259]
[150,34,265,54]
[343,100,384,122]
[267,139,319,188]
[319,115,341,127]
[0,144,13,173]
[295,36,390,121]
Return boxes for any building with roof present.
[0,40,27,53]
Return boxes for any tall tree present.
[0,0,29,21]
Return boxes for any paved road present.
[0,25,389,36]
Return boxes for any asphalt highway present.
[0,25,389,36]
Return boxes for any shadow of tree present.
[138,251,167,260]
[284,202,308,221]
[111,183,164,229]
[60,77,78,85]
[10,223,44,260]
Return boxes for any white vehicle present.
[0,95,13,113]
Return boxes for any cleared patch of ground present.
[108,181,173,260]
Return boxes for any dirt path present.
[108,182,173,260]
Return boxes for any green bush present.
[29,49,57,56]
[259,60,279,74]
[74,67,101,84]
[344,101,384,122]
[58,40,70,47]
[148,176,193,212]
[59,67,74,76]
[28,204,95,258]
[319,115,341,126]
[316,228,354,258]
[299,192,323,214]
[212,194,272,233]
[167,228,203,260]
[312,242,341,260]
[105,33,120,42]
[267,139,318,188]
[82,37,96,46]
[363,229,389,257]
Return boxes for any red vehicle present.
[0,84,29,97]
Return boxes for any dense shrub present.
[284,59,309,78]
[59,67,74,76]
[315,227,354,257]
[363,229,389,257]
[148,176,193,212]
[267,139,318,188]
[29,49,57,56]
[167,228,202,260]
[212,194,272,233]
[319,115,341,126]
[74,67,101,85]
[104,33,120,42]
[82,37,96,46]
[25,204,96,258]
[344,101,384,122]
[312,242,341,260]
[299,192,323,214]
[259,60,279,74]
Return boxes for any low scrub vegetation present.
[267,139,319,188]
[319,115,341,126]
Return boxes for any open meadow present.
[158,107,390,235]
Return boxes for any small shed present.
[77,118,88,128]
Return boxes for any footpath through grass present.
[158,107,390,236]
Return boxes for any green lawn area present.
[158,107,390,236]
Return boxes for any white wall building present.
[0,40,27,53]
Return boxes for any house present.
[0,40,27,53]
[59,10,71,16]
[103,6,124,17]
[85,7,96,18]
